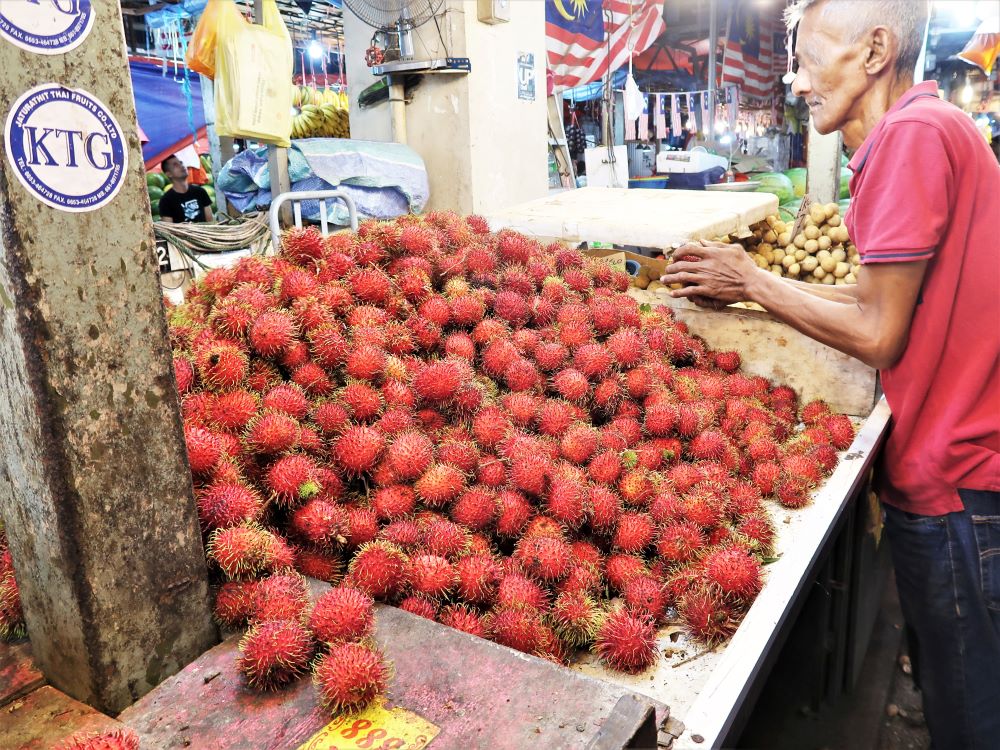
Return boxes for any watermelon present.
[146,172,165,190]
[784,167,807,199]
[148,186,164,204]
[778,199,801,223]
[839,167,852,199]
[752,172,795,204]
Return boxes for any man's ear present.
[864,26,893,76]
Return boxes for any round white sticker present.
[4,84,129,213]
[0,0,94,55]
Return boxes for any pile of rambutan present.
[166,213,855,705]
[0,524,25,642]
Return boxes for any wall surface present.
[342,1,547,214]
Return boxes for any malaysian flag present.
[546,0,666,92]
[721,0,778,102]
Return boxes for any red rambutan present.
[594,607,657,673]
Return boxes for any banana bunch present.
[291,86,351,139]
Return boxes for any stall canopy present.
[131,59,207,170]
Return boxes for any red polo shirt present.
[845,81,1000,516]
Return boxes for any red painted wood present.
[0,641,45,709]
[0,686,124,750]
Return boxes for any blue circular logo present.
[0,0,94,55]
[4,84,128,213]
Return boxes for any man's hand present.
[659,240,761,304]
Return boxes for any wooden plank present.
[122,604,668,749]
[485,187,778,250]
[586,695,657,750]
[629,289,878,417]
[0,641,45,708]
[0,686,124,750]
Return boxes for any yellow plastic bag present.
[214,0,293,146]
[186,0,231,78]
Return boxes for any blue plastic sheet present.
[131,60,207,165]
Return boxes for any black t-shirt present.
[159,185,211,223]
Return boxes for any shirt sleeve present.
[851,120,953,264]
[197,187,212,209]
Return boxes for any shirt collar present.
[847,81,940,172]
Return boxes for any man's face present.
[164,157,186,180]
[791,7,871,135]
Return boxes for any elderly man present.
[662,1,1000,746]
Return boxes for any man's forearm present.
[780,276,859,302]
[745,269,880,366]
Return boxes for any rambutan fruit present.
[471,406,512,448]
[251,572,310,623]
[332,425,385,476]
[776,477,811,509]
[604,553,648,593]
[534,341,569,372]
[545,474,589,529]
[649,489,684,525]
[289,498,348,548]
[238,619,314,690]
[184,425,223,475]
[213,580,258,628]
[345,507,379,547]
[682,483,727,528]
[560,424,600,464]
[486,606,546,654]
[588,450,623,486]
[378,519,423,551]
[281,226,325,265]
[573,343,613,379]
[800,399,832,425]
[266,454,321,505]
[451,486,498,531]
[747,437,781,463]
[752,461,782,497]
[501,393,541,428]
[444,332,477,361]
[514,535,572,582]
[206,522,273,578]
[552,368,591,402]
[414,359,464,403]
[455,553,502,604]
[608,416,644,448]
[399,594,439,620]
[437,438,481,473]
[173,355,196,395]
[492,290,531,327]
[558,562,604,597]
[418,297,451,328]
[593,607,657,673]
[497,572,550,610]
[810,443,839,474]
[655,521,705,564]
[385,430,434,481]
[481,338,519,377]
[408,554,457,598]
[729,481,764,516]
[450,294,486,327]
[592,376,625,415]
[551,590,604,646]
[347,267,393,306]
[295,547,343,583]
[537,399,575,437]
[688,430,729,461]
[371,484,417,521]
[702,546,763,600]
[197,481,262,531]
[313,641,390,714]
[195,342,249,391]
[292,362,333,397]
[344,344,387,383]
[407,315,442,351]
[415,463,467,507]
[679,585,739,645]
[781,454,823,485]
[619,470,655,507]
[347,541,409,599]
[624,574,669,621]
[587,486,623,535]
[244,410,300,455]
[606,328,646,368]
[612,512,655,553]
[713,350,742,373]
[495,489,534,537]
[737,512,777,557]
[309,586,374,643]
[262,383,310,420]
[55,728,141,750]
[821,413,856,451]
[439,604,487,639]
[249,310,297,358]
[308,325,349,370]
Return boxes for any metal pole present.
[707,0,718,142]
[389,78,408,145]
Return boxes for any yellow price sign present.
[297,703,440,750]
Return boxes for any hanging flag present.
[687,92,697,132]
[726,86,739,132]
[670,93,682,134]
[546,0,667,91]
[722,0,778,102]
[655,94,667,139]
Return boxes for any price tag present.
[790,194,814,240]
[297,703,440,750]
[156,239,171,274]
[601,251,627,273]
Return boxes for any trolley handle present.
[269,189,359,253]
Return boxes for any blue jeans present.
[884,489,1000,750]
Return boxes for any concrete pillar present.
[806,119,842,204]
[0,1,216,714]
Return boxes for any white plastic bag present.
[624,72,645,124]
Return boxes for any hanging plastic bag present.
[215,0,293,146]
[186,0,230,78]
[623,72,645,125]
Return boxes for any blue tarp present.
[131,60,207,165]
[218,139,430,224]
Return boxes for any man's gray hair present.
[784,0,929,74]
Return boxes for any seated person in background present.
[158,154,213,223]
